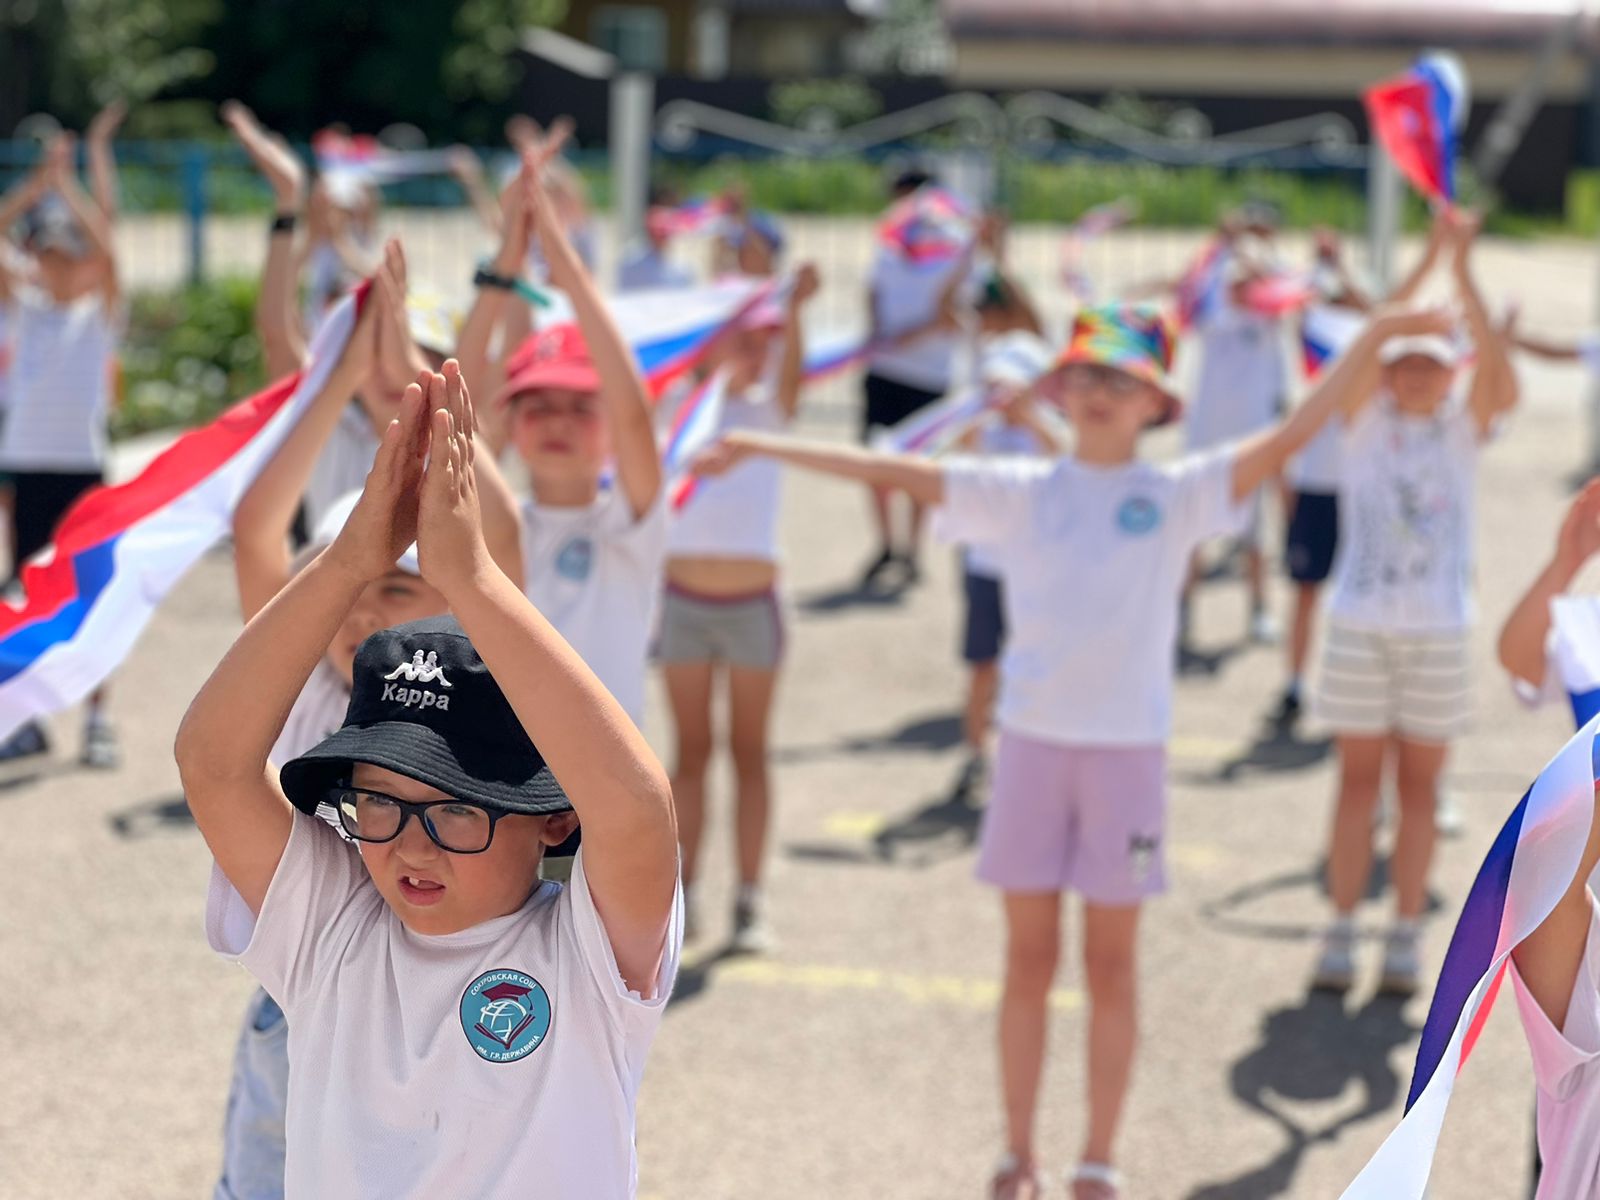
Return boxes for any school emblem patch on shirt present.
[459,969,552,1064]
[554,536,594,581]
[1116,496,1162,536]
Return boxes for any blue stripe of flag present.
[0,538,119,685]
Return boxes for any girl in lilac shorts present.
[696,297,1430,1198]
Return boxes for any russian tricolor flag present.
[1364,53,1469,207]
[602,278,780,398]
[0,289,364,741]
[660,372,730,512]
[877,186,975,267]
[1174,240,1230,331]
[1301,305,1366,380]
[1341,709,1600,1198]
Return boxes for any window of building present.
[591,5,669,73]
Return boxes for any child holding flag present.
[657,264,818,950]
[696,298,1448,1200]
[179,360,680,1199]
[1310,211,1520,997]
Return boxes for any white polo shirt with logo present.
[935,449,1246,746]
[207,815,683,1199]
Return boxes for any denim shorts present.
[214,987,289,1200]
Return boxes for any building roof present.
[942,0,1599,49]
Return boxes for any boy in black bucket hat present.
[177,363,681,1199]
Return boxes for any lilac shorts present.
[976,732,1168,903]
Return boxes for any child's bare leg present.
[1392,737,1448,920]
[965,660,999,753]
[1326,735,1389,914]
[1082,902,1140,1168]
[728,665,778,887]
[999,891,1062,1169]
[664,661,716,886]
[1288,583,1320,682]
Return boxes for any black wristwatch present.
[269,212,297,235]
[473,265,517,291]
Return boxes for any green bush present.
[116,275,264,440]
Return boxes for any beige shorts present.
[1313,619,1472,743]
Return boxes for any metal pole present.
[182,144,208,286]
[609,72,655,260]
[1366,140,1400,295]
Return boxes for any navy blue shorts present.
[1285,491,1339,584]
[963,571,1005,663]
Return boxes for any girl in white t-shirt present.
[657,265,817,952]
[214,245,527,1200]
[179,364,680,1200]
[696,299,1445,1200]
[1310,212,1520,998]
[0,131,122,766]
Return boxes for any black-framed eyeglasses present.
[330,785,508,854]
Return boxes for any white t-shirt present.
[865,251,975,394]
[665,385,787,562]
[617,245,694,294]
[1185,295,1287,453]
[962,422,1049,580]
[522,487,668,727]
[1325,394,1482,634]
[305,404,381,534]
[0,287,118,471]
[936,450,1246,745]
[1288,304,1365,493]
[207,814,682,1200]
[1510,893,1600,1199]
[272,659,351,767]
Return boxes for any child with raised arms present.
[178,363,680,1199]
[695,299,1449,1199]
[657,263,817,950]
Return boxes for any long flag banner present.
[1363,53,1469,207]
[648,196,736,239]
[312,129,457,204]
[1062,197,1139,300]
[1174,239,1230,331]
[1301,305,1367,380]
[0,289,365,742]
[877,186,976,267]
[1339,714,1600,1198]
[870,386,992,457]
[660,372,730,512]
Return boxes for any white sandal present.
[1069,1162,1123,1199]
[990,1153,1047,1199]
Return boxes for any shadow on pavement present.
[770,711,963,765]
[786,759,984,869]
[1184,991,1419,1200]
[666,946,742,1012]
[794,580,909,614]
[1177,641,1246,678]
[1199,858,1442,942]
[109,792,197,838]
[1178,720,1333,786]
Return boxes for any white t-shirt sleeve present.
[1511,893,1600,1103]
[563,847,684,1033]
[1166,446,1247,549]
[206,811,369,1008]
[605,485,670,565]
[934,456,1053,547]
[1511,632,1566,709]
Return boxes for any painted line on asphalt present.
[683,955,1082,1011]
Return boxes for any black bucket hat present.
[280,615,573,826]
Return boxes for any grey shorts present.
[657,584,785,670]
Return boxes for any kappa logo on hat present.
[459,968,552,1063]
[380,650,454,711]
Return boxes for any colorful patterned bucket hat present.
[1052,302,1182,427]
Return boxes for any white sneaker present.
[1379,925,1422,996]
[1311,922,1356,992]
[1435,788,1465,838]
[1249,609,1281,646]
[729,899,775,955]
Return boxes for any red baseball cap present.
[495,324,602,406]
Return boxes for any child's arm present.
[531,167,662,519]
[45,136,118,308]
[1498,480,1600,690]
[85,99,126,220]
[178,385,430,914]
[456,169,534,455]
[1386,212,1448,305]
[696,431,945,506]
[1449,212,1520,436]
[230,259,387,621]
[774,263,819,419]
[0,159,50,304]
[224,101,309,379]
[414,368,677,991]
[449,145,502,235]
[1512,786,1600,1027]
[1228,306,1453,502]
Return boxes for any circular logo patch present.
[555,536,594,581]
[1117,496,1162,536]
[459,969,552,1064]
